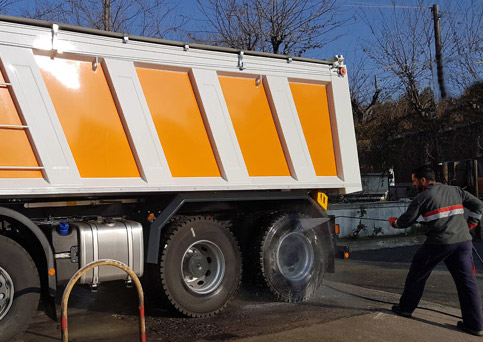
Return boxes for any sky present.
[3,0,457,57]
[3,0,481,97]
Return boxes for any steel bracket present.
[238,51,245,70]
[51,23,59,51]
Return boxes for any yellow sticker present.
[316,192,328,211]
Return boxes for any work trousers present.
[399,240,483,330]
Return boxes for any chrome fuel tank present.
[70,219,144,285]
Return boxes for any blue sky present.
[4,0,461,58]
[4,0,481,97]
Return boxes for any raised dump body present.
[0,15,361,341]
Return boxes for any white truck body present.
[0,17,361,197]
[0,16,361,341]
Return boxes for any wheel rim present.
[0,266,14,321]
[276,232,314,281]
[181,240,225,294]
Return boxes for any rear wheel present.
[150,216,242,317]
[257,213,327,302]
[0,235,40,342]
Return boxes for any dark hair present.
[412,165,435,181]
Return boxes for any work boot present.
[457,321,483,336]
[391,304,412,318]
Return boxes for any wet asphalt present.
[14,239,483,342]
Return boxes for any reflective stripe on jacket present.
[422,204,465,222]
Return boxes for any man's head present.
[411,165,436,192]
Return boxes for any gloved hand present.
[389,217,397,228]
[468,221,478,231]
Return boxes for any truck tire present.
[258,213,326,302]
[151,216,242,317]
[0,235,40,342]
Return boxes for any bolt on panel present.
[36,55,140,178]
[218,76,290,177]
[289,82,337,177]
[136,68,220,178]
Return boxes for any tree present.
[354,80,482,182]
[348,52,384,124]
[193,0,262,51]
[194,0,345,56]
[356,0,482,102]
[439,0,482,93]
[23,0,183,38]
[352,0,482,176]
[360,1,436,118]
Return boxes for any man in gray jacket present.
[389,165,483,336]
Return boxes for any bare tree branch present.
[360,0,435,117]
[438,0,482,92]
[22,0,184,38]
[193,0,346,56]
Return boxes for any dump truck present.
[0,15,361,341]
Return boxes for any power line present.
[439,10,482,16]
[343,2,478,15]
[343,2,430,10]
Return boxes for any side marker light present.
[147,213,155,222]
[334,224,340,235]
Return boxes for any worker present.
[388,165,483,336]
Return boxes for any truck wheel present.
[153,216,242,317]
[258,213,326,302]
[0,235,40,342]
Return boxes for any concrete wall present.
[327,201,412,238]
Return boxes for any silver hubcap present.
[277,232,314,281]
[0,267,14,321]
[181,240,225,294]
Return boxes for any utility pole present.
[103,0,111,31]
[432,4,447,99]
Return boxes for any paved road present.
[331,240,483,308]
[15,240,483,342]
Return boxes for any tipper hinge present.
[332,55,344,68]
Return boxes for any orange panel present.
[0,170,42,178]
[218,76,290,177]
[36,56,139,178]
[0,69,42,178]
[136,68,220,177]
[0,74,22,126]
[289,82,337,176]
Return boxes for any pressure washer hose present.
[61,259,146,342]
[335,216,483,265]
[334,216,389,222]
